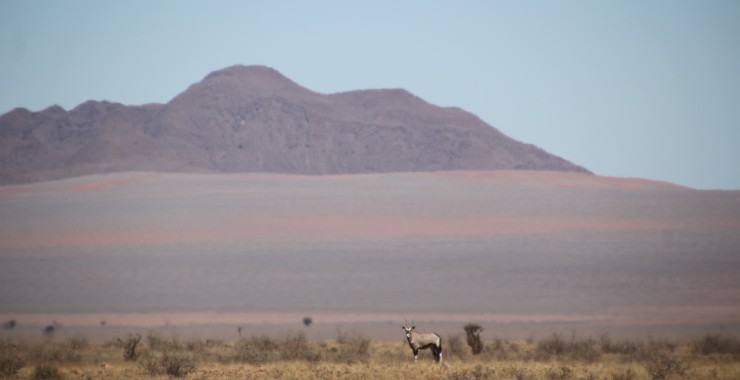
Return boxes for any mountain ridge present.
[0,65,590,184]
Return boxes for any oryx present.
[402,325,442,363]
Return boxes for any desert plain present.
[1,170,739,344]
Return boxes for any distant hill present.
[0,65,589,184]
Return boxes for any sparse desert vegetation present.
[1,331,739,379]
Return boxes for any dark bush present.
[117,334,142,361]
[464,323,484,355]
[2,320,16,331]
[42,325,56,339]
[303,316,313,327]
[692,333,740,358]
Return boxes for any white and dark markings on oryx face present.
[402,325,442,363]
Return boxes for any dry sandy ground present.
[1,171,739,340]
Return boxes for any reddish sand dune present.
[67,173,160,193]
[0,171,728,250]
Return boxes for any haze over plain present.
[2,170,739,339]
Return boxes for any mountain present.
[0,65,589,184]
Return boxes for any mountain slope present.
[0,65,589,184]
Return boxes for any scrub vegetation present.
[1,330,739,379]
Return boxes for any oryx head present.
[402,325,416,338]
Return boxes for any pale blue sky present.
[2,1,739,189]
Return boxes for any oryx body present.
[403,325,442,363]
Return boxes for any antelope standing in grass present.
[403,325,442,363]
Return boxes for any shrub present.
[0,342,25,377]
[643,350,687,380]
[232,332,322,363]
[42,325,56,339]
[279,332,320,362]
[234,335,279,364]
[141,350,198,378]
[483,337,524,361]
[536,333,600,362]
[67,336,88,350]
[569,337,600,362]
[29,342,82,363]
[32,363,64,380]
[464,323,484,355]
[611,368,638,380]
[692,333,740,358]
[333,331,370,364]
[537,333,567,358]
[599,334,641,358]
[444,334,468,360]
[545,366,574,380]
[0,355,25,378]
[505,365,534,380]
[448,364,497,380]
[184,339,207,352]
[2,320,16,331]
[117,334,142,361]
[146,331,181,351]
[644,338,676,354]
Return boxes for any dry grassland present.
[2,332,739,379]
